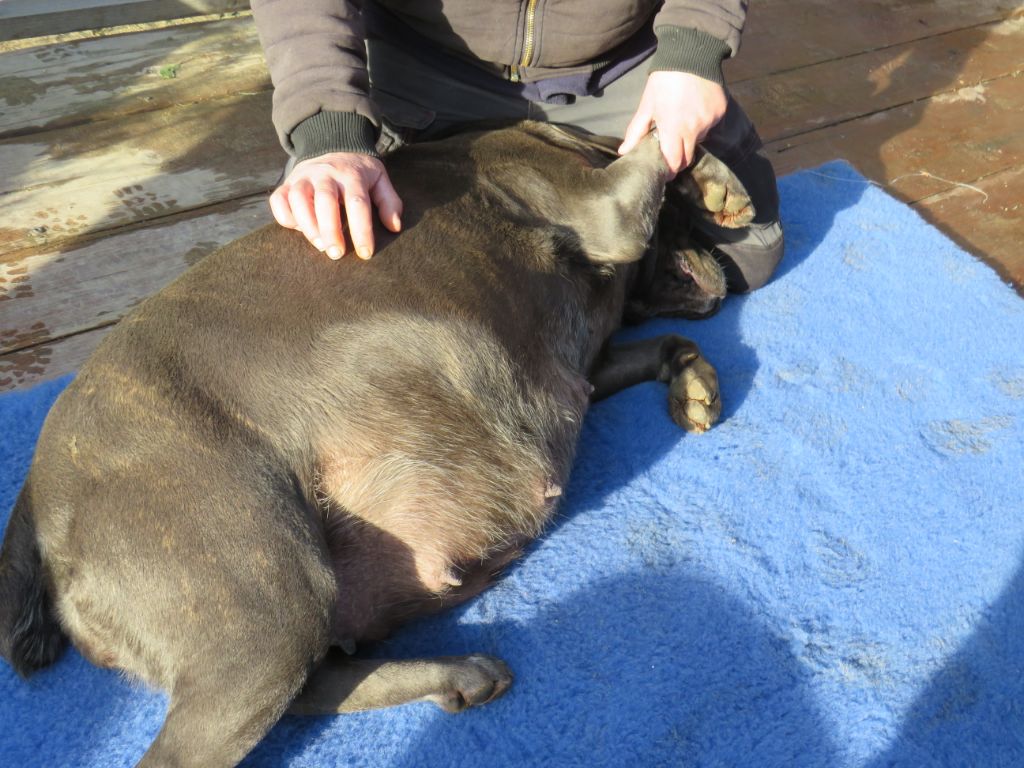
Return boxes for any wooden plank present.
[0,17,270,138]
[0,0,250,42]
[766,73,1024,201]
[727,0,1022,83]
[0,91,281,254]
[914,165,1024,291]
[0,325,108,391]
[0,195,272,354]
[733,16,1024,144]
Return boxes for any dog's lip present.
[669,297,722,320]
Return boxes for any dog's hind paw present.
[429,654,514,713]
[678,149,755,229]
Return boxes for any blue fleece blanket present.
[2,163,1023,767]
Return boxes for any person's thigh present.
[532,61,649,138]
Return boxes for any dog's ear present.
[571,133,670,264]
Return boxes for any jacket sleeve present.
[251,0,379,159]
[648,0,749,85]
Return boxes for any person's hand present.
[618,71,728,175]
[269,152,403,260]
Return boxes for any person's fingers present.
[679,134,697,172]
[659,128,687,175]
[277,156,403,260]
[312,179,346,259]
[269,185,298,229]
[340,180,375,259]
[370,172,403,233]
[618,106,653,156]
[287,179,323,250]
[646,109,686,174]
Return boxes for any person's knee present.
[695,142,783,293]
[712,221,785,294]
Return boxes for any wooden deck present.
[1,1,1022,392]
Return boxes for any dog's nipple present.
[544,481,563,499]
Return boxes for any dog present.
[0,121,752,767]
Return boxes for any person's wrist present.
[649,26,731,86]
[290,112,379,162]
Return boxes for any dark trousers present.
[367,38,784,292]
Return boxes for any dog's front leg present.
[288,650,512,715]
[590,335,721,433]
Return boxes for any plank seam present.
[0,191,270,266]
[765,69,1023,148]
[0,320,119,359]
[729,11,1024,84]
[0,84,273,142]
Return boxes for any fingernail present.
[327,246,342,260]
[313,238,325,252]
[357,247,372,260]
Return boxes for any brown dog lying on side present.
[0,122,752,767]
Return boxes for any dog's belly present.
[312,382,589,647]
[302,312,596,648]
[315,441,565,647]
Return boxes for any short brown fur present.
[0,122,752,767]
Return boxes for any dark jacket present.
[250,0,748,160]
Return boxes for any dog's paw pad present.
[683,153,756,229]
[701,180,727,213]
[433,655,513,713]
[684,374,713,404]
[712,200,755,229]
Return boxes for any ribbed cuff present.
[649,26,731,86]
[289,111,379,161]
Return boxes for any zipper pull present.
[510,64,521,83]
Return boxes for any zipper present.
[510,0,539,83]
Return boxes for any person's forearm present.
[251,0,379,157]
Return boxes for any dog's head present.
[423,121,747,321]
[493,123,745,322]
[625,192,729,322]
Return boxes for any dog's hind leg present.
[289,649,512,715]
[590,335,721,432]
[137,643,315,768]
[129,552,334,768]
[45,459,337,768]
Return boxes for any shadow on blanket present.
[251,570,843,767]
[866,561,1024,768]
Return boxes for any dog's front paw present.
[668,350,721,433]
[430,654,513,713]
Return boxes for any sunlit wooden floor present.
[1,0,1021,391]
